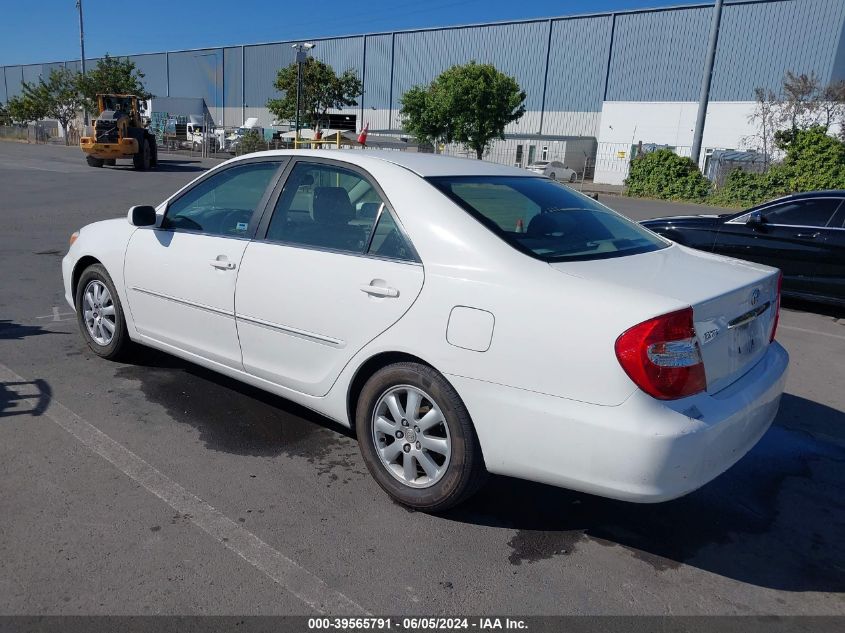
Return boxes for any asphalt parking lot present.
[0,141,843,616]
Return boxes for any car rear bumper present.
[448,342,788,502]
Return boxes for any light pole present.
[76,0,88,126]
[291,42,315,147]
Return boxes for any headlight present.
[69,231,80,247]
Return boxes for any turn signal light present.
[69,231,80,247]
[615,307,706,400]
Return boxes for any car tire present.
[74,264,131,361]
[133,139,151,171]
[104,159,116,166]
[356,362,487,512]
[569,172,577,182]
[86,156,104,168]
[549,172,556,180]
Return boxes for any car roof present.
[229,149,534,178]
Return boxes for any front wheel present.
[74,264,131,360]
[569,172,577,182]
[549,172,556,181]
[133,139,151,171]
[86,156,104,168]
[356,362,487,512]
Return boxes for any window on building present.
[515,145,523,167]
[541,146,549,161]
[527,146,536,166]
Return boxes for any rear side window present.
[428,176,667,262]
[760,199,841,227]
[368,208,415,262]
[164,161,282,236]
[265,162,383,254]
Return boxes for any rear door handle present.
[360,284,399,298]
[210,257,236,270]
[794,232,820,239]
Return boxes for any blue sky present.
[1,0,704,65]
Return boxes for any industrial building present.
[2,0,845,183]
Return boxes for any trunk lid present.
[550,244,780,394]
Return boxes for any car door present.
[235,159,424,396]
[813,203,845,302]
[124,158,286,368]
[713,197,842,297]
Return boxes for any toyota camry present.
[62,150,789,511]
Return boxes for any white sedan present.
[62,150,788,511]
[526,160,577,182]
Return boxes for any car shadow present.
[109,159,208,173]
[442,393,845,592]
[110,346,844,592]
[114,346,357,461]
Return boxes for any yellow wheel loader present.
[80,94,157,170]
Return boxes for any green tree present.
[7,90,47,126]
[17,68,86,144]
[0,102,12,126]
[267,58,362,131]
[77,54,151,113]
[400,61,526,159]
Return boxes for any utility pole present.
[690,0,724,168]
[292,43,315,148]
[76,0,88,125]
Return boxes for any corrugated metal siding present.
[21,64,42,86]
[711,0,845,100]
[392,21,549,114]
[5,66,23,99]
[128,53,167,97]
[244,43,295,111]
[606,7,712,101]
[363,33,392,111]
[545,15,613,113]
[311,36,364,75]
[42,62,66,79]
[168,48,223,112]
[223,46,243,126]
[0,68,7,103]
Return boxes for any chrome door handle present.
[360,284,399,298]
[210,258,236,270]
[794,232,820,238]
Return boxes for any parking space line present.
[780,325,845,341]
[0,362,369,616]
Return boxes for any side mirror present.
[746,210,764,227]
[128,205,157,227]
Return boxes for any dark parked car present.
[641,190,845,306]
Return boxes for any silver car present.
[527,160,577,182]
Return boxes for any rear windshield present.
[428,176,667,262]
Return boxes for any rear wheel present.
[569,172,577,182]
[133,139,151,171]
[74,264,131,360]
[549,172,556,180]
[86,156,104,168]
[104,159,116,166]
[356,362,487,512]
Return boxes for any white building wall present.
[593,100,758,185]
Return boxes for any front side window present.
[164,161,282,236]
[760,199,841,227]
[266,162,385,254]
[428,176,667,262]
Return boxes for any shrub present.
[236,129,266,155]
[625,149,711,201]
[711,127,845,207]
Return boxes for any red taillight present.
[770,271,782,342]
[615,307,707,400]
